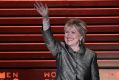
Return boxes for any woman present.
[34,2,100,80]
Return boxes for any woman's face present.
[64,26,81,46]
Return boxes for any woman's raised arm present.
[34,2,50,31]
[34,2,61,56]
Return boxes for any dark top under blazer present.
[42,28,100,80]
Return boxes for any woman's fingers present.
[35,2,42,9]
[45,4,48,12]
[37,2,45,11]
[34,4,42,14]
[34,2,48,17]
[34,2,43,14]
[39,2,44,8]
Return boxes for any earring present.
[80,36,83,41]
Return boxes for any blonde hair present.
[64,19,87,43]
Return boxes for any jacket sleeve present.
[91,52,100,80]
[42,27,61,57]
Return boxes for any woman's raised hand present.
[34,2,48,18]
[34,2,50,30]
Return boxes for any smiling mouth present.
[67,38,74,42]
